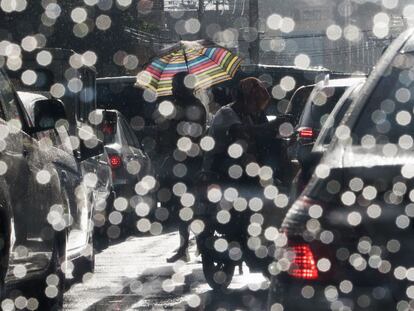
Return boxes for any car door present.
[19,93,92,257]
[0,70,61,280]
[35,114,92,259]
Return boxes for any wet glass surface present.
[1,1,414,310]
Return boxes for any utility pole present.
[248,0,259,64]
[198,0,205,38]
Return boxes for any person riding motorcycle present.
[202,77,271,189]
[195,77,290,289]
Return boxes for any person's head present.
[236,77,270,115]
[172,72,193,99]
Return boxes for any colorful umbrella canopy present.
[136,40,242,97]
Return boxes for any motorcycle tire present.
[201,253,235,291]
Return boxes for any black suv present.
[268,28,414,311]
[286,77,366,200]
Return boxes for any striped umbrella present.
[136,40,242,97]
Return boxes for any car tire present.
[267,275,289,311]
[93,190,115,252]
[71,255,94,283]
[38,235,66,311]
[72,231,95,283]
[0,212,10,300]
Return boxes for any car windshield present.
[353,52,414,146]
[99,113,118,144]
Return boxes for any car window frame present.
[0,69,31,131]
[313,82,365,152]
[120,116,142,150]
[308,86,347,129]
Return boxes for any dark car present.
[285,84,315,126]
[268,28,414,310]
[286,77,366,200]
[95,109,156,234]
[0,69,69,308]
[17,91,97,280]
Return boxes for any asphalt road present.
[64,230,269,310]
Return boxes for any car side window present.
[318,84,363,146]
[37,127,72,155]
[0,71,23,123]
[321,98,353,146]
[121,118,142,149]
[299,86,347,130]
[79,69,96,122]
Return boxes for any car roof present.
[17,91,48,105]
[286,77,366,115]
[297,77,367,129]
[312,77,366,89]
[242,64,331,72]
[94,109,126,120]
[96,76,136,84]
[94,108,119,114]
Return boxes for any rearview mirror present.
[32,99,67,132]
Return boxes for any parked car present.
[268,28,414,311]
[0,68,69,308]
[9,48,115,250]
[286,77,366,201]
[17,91,98,280]
[95,109,156,235]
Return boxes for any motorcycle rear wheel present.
[201,254,235,291]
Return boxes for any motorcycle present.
[195,179,286,291]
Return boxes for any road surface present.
[64,230,269,310]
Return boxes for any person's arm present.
[228,123,258,164]
[250,115,293,137]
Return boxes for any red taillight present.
[298,127,314,139]
[109,155,122,169]
[102,124,114,135]
[289,244,319,280]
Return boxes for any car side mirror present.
[32,99,67,132]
